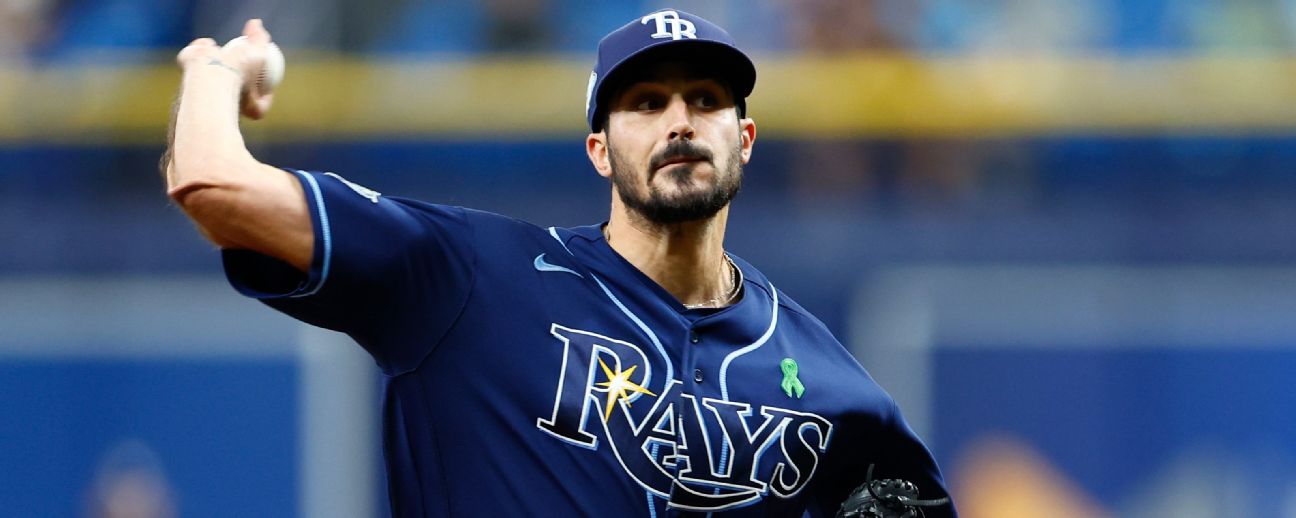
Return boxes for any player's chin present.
[653,179,713,203]
[643,191,731,225]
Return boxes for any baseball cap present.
[586,8,757,132]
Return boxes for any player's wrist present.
[183,58,245,86]
[204,57,244,81]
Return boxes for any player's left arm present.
[813,400,958,517]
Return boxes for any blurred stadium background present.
[3,0,1296,516]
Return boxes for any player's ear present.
[738,117,756,164]
[587,131,612,179]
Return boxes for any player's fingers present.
[244,18,271,45]
[177,38,219,67]
[241,92,274,120]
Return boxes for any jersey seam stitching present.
[389,205,481,377]
[289,169,332,297]
[416,374,454,516]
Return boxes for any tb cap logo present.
[641,10,696,40]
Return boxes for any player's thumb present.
[244,18,270,45]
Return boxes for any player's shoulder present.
[735,256,865,366]
[454,206,575,243]
[380,196,541,234]
[763,276,896,404]
[731,255,835,338]
[774,289,845,355]
[301,169,566,237]
[772,287,827,332]
[411,204,597,259]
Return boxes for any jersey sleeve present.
[222,169,476,374]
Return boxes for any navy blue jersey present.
[224,170,955,517]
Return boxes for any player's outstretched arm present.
[164,19,313,272]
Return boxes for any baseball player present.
[163,10,955,517]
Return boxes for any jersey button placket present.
[687,330,702,384]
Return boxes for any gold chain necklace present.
[682,254,742,309]
[603,225,742,309]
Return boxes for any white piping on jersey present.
[709,281,780,514]
[546,226,674,392]
[292,170,332,298]
[590,273,673,393]
[547,226,576,255]
[646,443,660,518]
[719,281,779,401]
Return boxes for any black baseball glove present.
[837,464,951,518]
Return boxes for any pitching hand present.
[175,19,277,120]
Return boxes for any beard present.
[608,138,744,225]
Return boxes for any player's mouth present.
[648,141,714,180]
[657,157,704,169]
[650,154,711,179]
[652,159,709,185]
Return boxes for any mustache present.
[649,141,714,174]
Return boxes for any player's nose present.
[664,95,695,141]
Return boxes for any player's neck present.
[604,206,735,308]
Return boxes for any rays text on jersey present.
[535,324,833,511]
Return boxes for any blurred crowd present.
[6,0,1296,61]
[4,0,1296,211]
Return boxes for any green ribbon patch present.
[780,358,805,399]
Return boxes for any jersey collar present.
[566,223,776,343]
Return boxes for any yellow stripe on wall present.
[757,54,1296,136]
[4,52,1296,144]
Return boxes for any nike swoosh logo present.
[534,253,583,278]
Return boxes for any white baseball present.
[223,35,285,93]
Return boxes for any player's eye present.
[635,96,664,111]
[692,94,717,109]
